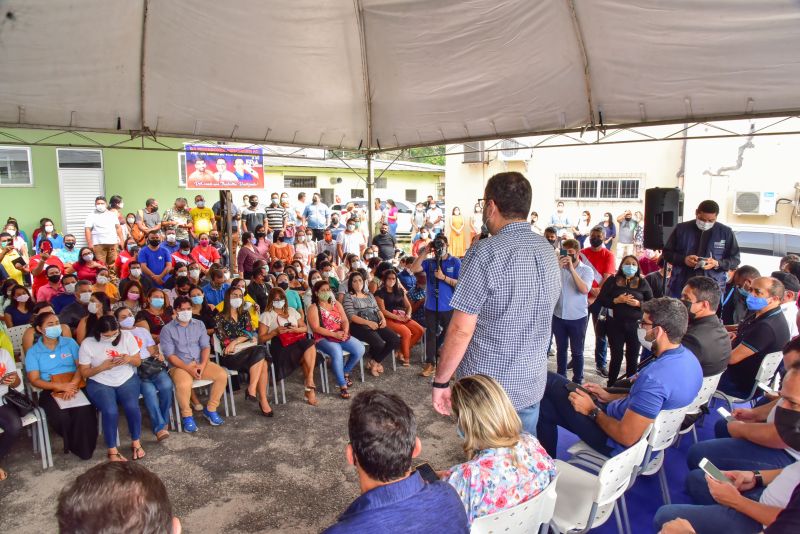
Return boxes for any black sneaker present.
[567,359,574,370]
[596,366,609,378]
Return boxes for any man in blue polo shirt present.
[537,297,703,456]
[410,235,461,378]
[202,267,230,307]
[137,231,172,288]
[323,389,468,534]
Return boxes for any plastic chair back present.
[212,334,223,355]
[7,325,27,358]
[595,428,650,506]
[686,373,723,415]
[470,474,558,534]
[755,352,783,385]
[648,406,688,454]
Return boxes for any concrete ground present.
[0,325,611,533]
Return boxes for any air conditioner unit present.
[734,191,777,215]
[497,139,531,162]
[330,177,343,185]
[463,141,484,164]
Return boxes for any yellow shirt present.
[1,249,24,285]
[93,283,120,302]
[190,207,215,235]
[215,294,259,329]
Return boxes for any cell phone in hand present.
[716,407,735,422]
[1,371,16,383]
[564,381,597,400]
[758,382,777,396]
[559,249,568,257]
[699,458,732,484]
[415,462,439,484]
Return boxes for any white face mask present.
[696,219,715,232]
[6,229,16,236]
[79,292,92,303]
[64,283,77,294]
[96,204,107,213]
[189,269,200,278]
[177,310,193,323]
[166,235,176,243]
[272,300,286,309]
[45,224,54,232]
[119,316,135,329]
[637,327,653,351]
[88,301,99,314]
[82,253,94,262]
[96,275,109,285]
[15,294,30,303]
[130,268,142,277]
[229,298,243,309]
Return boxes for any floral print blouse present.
[214,312,256,347]
[444,433,557,526]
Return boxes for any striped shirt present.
[450,221,561,409]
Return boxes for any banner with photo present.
[184,144,264,189]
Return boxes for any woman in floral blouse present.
[442,374,557,526]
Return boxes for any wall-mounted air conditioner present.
[497,139,531,162]
[734,191,777,215]
[463,141,484,163]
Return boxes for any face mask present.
[229,298,243,309]
[64,283,76,294]
[250,201,259,207]
[126,243,136,252]
[15,294,30,303]
[622,265,637,277]
[589,237,603,248]
[681,299,697,321]
[176,271,188,279]
[353,261,364,270]
[199,239,209,246]
[166,235,176,243]
[96,204,107,213]
[624,216,632,221]
[189,269,200,279]
[119,316,135,329]
[126,217,135,224]
[48,274,61,283]
[191,295,204,305]
[250,237,257,245]
[87,302,99,314]
[310,278,321,286]
[210,235,219,242]
[271,198,279,205]
[65,242,75,249]
[297,235,305,242]
[148,239,160,247]
[745,294,769,311]
[150,297,165,309]
[696,219,715,232]
[346,224,355,232]
[82,253,94,262]
[547,238,557,248]
[273,300,286,309]
[637,327,653,351]
[96,275,109,285]
[738,286,750,297]
[318,291,333,302]
[45,224,54,232]
[177,310,193,323]
[255,231,266,239]
[774,405,800,450]
[79,292,91,304]
[127,292,140,301]
[196,201,205,208]
[278,281,289,290]
[44,325,62,339]
[129,267,142,277]
[322,271,331,279]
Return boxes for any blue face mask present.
[44,325,62,339]
[738,287,750,297]
[190,295,204,306]
[150,297,165,309]
[622,265,637,277]
[745,294,770,311]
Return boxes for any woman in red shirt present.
[191,233,221,275]
[73,247,105,283]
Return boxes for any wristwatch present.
[753,470,764,488]
[588,407,601,420]
[432,380,450,389]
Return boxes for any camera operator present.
[411,234,461,377]
[430,172,561,436]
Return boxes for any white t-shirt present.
[84,210,120,245]
[259,307,302,332]
[760,460,800,508]
[0,348,16,397]
[781,302,799,339]
[426,207,444,230]
[337,231,365,256]
[127,326,156,359]
[78,330,139,387]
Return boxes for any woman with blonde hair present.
[443,374,556,526]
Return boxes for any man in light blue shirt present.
[303,193,330,241]
[553,238,594,383]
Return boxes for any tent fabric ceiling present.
[1,0,800,151]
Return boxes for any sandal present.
[107,451,127,462]
[156,429,170,442]
[131,444,146,461]
[368,360,380,377]
[339,387,351,399]
[401,357,410,367]
[304,386,318,406]
[0,467,7,481]
[344,374,353,387]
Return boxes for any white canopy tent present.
[2,0,800,152]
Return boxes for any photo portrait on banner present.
[184,144,264,189]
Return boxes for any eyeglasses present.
[637,320,655,328]
[477,198,487,209]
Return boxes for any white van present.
[730,224,800,275]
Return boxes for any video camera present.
[431,234,447,260]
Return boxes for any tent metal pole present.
[367,152,374,244]
[139,0,150,131]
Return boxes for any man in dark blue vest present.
[663,200,740,299]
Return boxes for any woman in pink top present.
[386,199,399,237]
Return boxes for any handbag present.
[50,372,86,399]
[278,331,306,347]
[137,357,167,380]
[3,388,36,417]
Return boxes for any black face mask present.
[625,216,632,221]
[278,281,289,290]
[547,238,557,248]
[775,405,800,450]
[148,239,160,247]
[589,237,603,248]
[255,232,266,239]
[380,229,388,234]
[64,242,75,249]
[210,235,219,242]
[250,201,258,207]
[681,299,697,321]
[48,274,61,283]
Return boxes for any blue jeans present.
[588,301,608,368]
[552,315,588,383]
[140,370,174,435]
[86,374,143,448]
[536,372,614,458]
[316,336,365,387]
[388,222,398,237]
[686,418,795,471]
[717,370,753,399]
[517,403,540,438]
[653,469,764,534]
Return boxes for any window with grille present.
[405,189,417,202]
[57,149,102,169]
[284,175,317,188]
[351,189,365,198]
[374,177,388,189]
[0,146,33,186]
[558,174,643,201]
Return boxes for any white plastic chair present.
[551,428,650,534]
[7,325,28,359]
[172,379,214,432]
[471,474,558,534]
[212,334,272,409]
[0,368,53,469]
[676,372,723,444]
[713,351,783,411]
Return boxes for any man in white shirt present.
[773,271,799,339]
[426,203,444,238]
[84,196,124,277]
[337,217,367,260]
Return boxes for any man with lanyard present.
[430,172,560,435]
[663,199,740,299]
[719,277,790,399]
